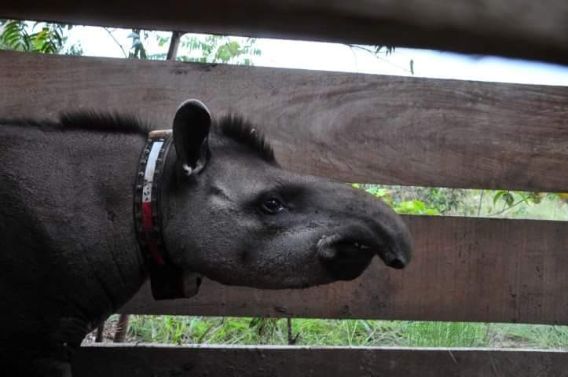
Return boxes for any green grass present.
[398,321,489,347]
[487,324,568,349]
[124,316,568,350]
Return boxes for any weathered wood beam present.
[2,51,567,192]
[121,216,568,325]
[1,1,568,64]
[73,344,568,377]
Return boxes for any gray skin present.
[0,100,411,376]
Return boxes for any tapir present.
[0,100,411,376]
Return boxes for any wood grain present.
[121,216,568,325]
[1,0,568,64]
[73,344,568,377]
[2,51,568,191]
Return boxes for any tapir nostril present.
[387,257,406,269]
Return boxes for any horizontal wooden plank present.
[2,1,568,64]
[2,51,568,191]
[73,344,568,377]
[121,216,568,325]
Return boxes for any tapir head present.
[161,100,412,289]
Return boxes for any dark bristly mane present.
[1,112,276,163]
[59,112,148,134]
[0,112,148,135]
[216,115,276,163]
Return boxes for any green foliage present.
[395,200,440,215]
[125,316,568,350]
[490,190,546,216]
[175,35,261,65]
[129,316,290,345]
[421,187,464,213]
[0,20,78,54]
[351,184,567,220]
[1,21,258,65]
[127,32,261,64]
[490,324,568,349]
[0,20,30,51]
[493,190,515,207]
[400,321,488,347]
[353,183,440,215]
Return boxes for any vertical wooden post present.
[113,314,131,343]
[95,323,105,343]
[166,31,183,61]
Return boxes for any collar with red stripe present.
[134,130,201,300]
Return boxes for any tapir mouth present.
[316,231,409,273]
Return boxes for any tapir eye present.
[261,198,285,214]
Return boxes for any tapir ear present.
[173,99,211,176]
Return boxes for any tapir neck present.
[99,132,153,309]
[63,129,151,316]
[4,125,151,320]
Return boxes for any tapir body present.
[0,101,411,376]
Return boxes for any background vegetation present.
[101,316,568,349]
[3,19,568,350]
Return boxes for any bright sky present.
[69,26,568,87]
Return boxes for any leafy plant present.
[0,19,78,54]
[353,183,440,215]
[352,183,567,220]
[175,34,261,65]
[114,31,261,64]
[490,190,545,216]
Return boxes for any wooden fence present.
[2,0,568,64]
[1,1,568,375]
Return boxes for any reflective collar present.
[134,130,200,300]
